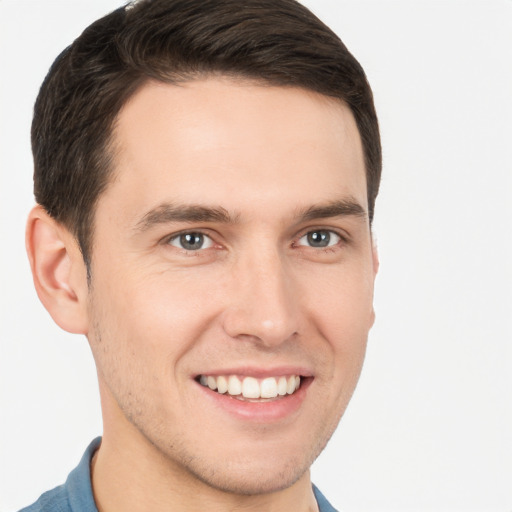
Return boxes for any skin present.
[27,78,378,512]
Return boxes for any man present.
[22,0,380,510]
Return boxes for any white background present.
[1,1,511,511]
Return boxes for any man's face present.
[86,78,377,494]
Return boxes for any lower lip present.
[195,378,312,423]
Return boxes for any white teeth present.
[199,374,302,399]
[217,375,228,394]
[277,376,287,396]
[228,375,242,396]
[286,376,296,394]
[242,377,260,398]
[207,376,217,390]
[260,377,278,398]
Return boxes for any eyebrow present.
[134,203,237,232]
[296,198,367,223]
[134,197,367,233]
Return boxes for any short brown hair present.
[32,0,381,268]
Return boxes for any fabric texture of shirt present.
[19,437,338,512]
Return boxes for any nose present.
[222,249,299,347]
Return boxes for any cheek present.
[89,265,223,368]
[299,260,375,335]
[297,261,374,396]
[86,274,198,423]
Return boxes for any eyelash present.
[163,227,348,254]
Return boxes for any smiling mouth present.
[197,374,301,401]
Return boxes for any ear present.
[369,236,379,328]
[371,237,380,277]
[26,205,89,334]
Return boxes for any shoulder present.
[17,484,70,512]
[16,438,101,512]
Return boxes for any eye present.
[297,229,341,248]
[167,232,214,251]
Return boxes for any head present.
[31,0,380,270]
[27,0,381,502]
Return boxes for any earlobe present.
[26,205,89,334]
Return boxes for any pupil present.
[180,233,203,250]
[307,231,330,247]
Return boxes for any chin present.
[185,454,311,496]
[157,430,329,497]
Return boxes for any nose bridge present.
[223,242,298,346]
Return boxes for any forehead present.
[104,78,367,221]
